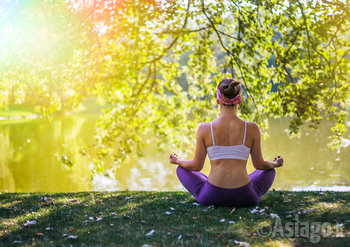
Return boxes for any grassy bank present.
[0,106,36,117]
[0,191,349,246]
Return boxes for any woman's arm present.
[169,123,207,171]
[250,122,283,170]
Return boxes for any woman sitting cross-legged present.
[169,79,284,207]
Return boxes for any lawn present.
[0,191,349,246]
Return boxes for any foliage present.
[0,0,349,168]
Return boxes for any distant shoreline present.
[0,114,40,121]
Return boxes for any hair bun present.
[219,79,241,99]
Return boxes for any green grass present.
[0,191,349,246]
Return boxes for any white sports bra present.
[206,121,251,161]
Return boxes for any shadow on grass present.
[0,191,349,246]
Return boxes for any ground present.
[0,191,349,246]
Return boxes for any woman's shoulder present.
[198,121,210,130]
[196,122,211,138]
[245,121,261,135]
[245,121,259,128]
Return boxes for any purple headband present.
[216,85,241,105]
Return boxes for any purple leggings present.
[176,166,276,207]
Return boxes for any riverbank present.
[0,106,39,121]
[0,191,349,246]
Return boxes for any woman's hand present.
[273,156,284,168]
[169,153,180,165]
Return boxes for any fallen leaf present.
[298,209,307,214]
[36,233,44,236]
[285,210,295,214]
[270,213,279,219]
[250,209,258,214]
[259,209,265,214]
[24,220,36,227]
[146,229,155,236]
[233,240,249,246]
[192,217,198,220]
[88,216,102,221]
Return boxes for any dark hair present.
[219,79,241,99]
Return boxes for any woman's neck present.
[219,104,238,118]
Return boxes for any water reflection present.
[0,115,349,192]
[0,115,95,192]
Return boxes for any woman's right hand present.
[169,153,180,165]
[273,156,284,168]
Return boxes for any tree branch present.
[297,0,331,71]
[200,0,258,111]
[322,0,350,15]
[145,0,192,64]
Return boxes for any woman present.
[169,79,283,207]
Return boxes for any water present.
[0,114,349,192]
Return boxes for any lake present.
[0,114,349,192]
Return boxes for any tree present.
[1,0,349,170]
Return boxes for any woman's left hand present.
[169,153,180,165]
[273,156,284,167]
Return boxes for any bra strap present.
[243,121,247,145]
[210,121,215,146]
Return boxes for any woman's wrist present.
[176,159,184,167]
[266,160,277,169]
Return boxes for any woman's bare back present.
[204,117,252,188]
